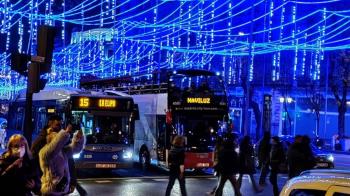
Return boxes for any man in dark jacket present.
[165,135,187,196]
[213,137,241,196]
[270,136,285,196]
[258,132,271,185]
[287,135,307,179]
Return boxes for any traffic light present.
[10,53,30,75]
[37,25,56,74]
[28,63,47,93]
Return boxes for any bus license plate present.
[197,154,208,158]
[96,164,117,168]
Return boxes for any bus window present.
[72,111,131,145]
[156,115,166,148]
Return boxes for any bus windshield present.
[173,115,220,152]
[169,75,226,97]
[72,111,131,145]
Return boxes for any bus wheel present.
[139,149,150,170]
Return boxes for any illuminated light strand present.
[1,0,350,98]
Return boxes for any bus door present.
[156,115,167,162]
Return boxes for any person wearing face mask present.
[0,134,40,196]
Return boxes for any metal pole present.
[24,90,33,145]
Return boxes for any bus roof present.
[14,87,134,102]
[15,87,97,101]
[174,69,216,76]
[15,87,83,101]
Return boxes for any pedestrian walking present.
[269,136,285,196]
[207,136,224,195]
[213,136,241,196]
[287,135,305,179]
[165,135,187,196]
[39,123,85,195]
[258,132,271,185]
[0,134,40,195]
[237,136,263,193]
[301,135,316,170]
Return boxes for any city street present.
[70,152,350,196]
[72,175,288,196]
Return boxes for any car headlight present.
[73,153,81,159]
[327,154,334,162]
[122,150,133,159]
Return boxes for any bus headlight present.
[73,153,81,159]
[123,150,133,159]
[327,154,334,162]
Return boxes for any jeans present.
[270,169,279,196]
[214,174,241,196]
[259,161,270,184]
[165,173,187,196]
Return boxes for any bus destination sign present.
[186,97,211,104]
[76,97,117,109]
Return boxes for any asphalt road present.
[72,174,289,196]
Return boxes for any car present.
[279,135,335,169]
[311,145,334,169]
[280,169,350,196]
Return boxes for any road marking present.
[95,180,113,183]
[80,175,216,181]
[152,179,168,182]
[125,179,142,182]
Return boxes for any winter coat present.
[213,144,224,172]
[0,154,40,196]
[270,142,285,172]
[215,147,239,175]
[168,146,185,175]
[287,142,316,178]
[39,130,84,196]
[239,143,256,174]
[258,138,271,164]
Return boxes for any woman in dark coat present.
[237,136,263,193]
[0,134,40,196]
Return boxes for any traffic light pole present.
[23,62,39,145]
[24,89,33,145]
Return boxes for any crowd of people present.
[0,114,317,196]
[165,132,316,196]
[0,115,85,196]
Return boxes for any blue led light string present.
[67,0,157,25]
[186,0,286,34]
[162,0,224,29]
[184,0,256,30]
[295,0,342,4]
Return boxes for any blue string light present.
[1,0,350,98]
